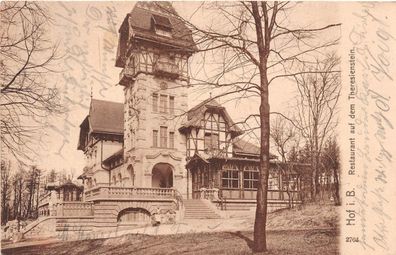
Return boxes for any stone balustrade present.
[199,188,219,201]
[54,202,94,217]
[84,186,177,201]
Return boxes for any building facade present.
[33,2,309,236]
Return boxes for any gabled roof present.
[77,166,94,180]
[77,99,124,150]
[179,98,243,136]
[233,138,260,155]
[233,137,277,159]
[46,180,83,190]
[89,99,124,134]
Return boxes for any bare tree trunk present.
[36,171,41,218]
[26,170,35,218]
[17,179,23,232]
[254,95,270,252]
[251,2,271,251]
[333,168,341,206]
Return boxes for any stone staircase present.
[55,217,94,233]
[183,199,221,219]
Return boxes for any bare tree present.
[150,1,341,251]
[0,1,62,163]
[25,166,41,218]
[270,115,298,163]
[321,136,341,205]
[270,115,299,208]
[12,167,26,231]
[294,53,340,201]
[1,159,12,225]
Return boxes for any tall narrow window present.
[152,93,158,112]
[160,95,167,113]
[160,126,167,148]
[243,168,258,189]
[204,133,219,150]
[169,132,175,149]
[153,130,158,147]
[169,96,175,114]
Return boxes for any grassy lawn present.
[2,229,339,255]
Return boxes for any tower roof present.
[116,1,197,67]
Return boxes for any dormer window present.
[151,14,172,37]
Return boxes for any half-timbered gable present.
[179,99,243,159]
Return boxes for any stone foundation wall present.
[91,199,178,231]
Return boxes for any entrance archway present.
[152,163,173,188]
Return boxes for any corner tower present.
[115,2,196,197]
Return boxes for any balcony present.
[84,186,177,202]
[153,60,180,79]
[119,66,136,86]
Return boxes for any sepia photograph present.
[1,1,395,255]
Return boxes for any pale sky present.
[27,1,340,177]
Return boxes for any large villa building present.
[33,2,309,236]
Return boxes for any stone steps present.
[183,199,221,219]
[55,217,94,232]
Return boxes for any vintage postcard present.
[1,1,395,254]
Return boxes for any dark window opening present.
[243,171,258,189]
[160,126,168,148]
[222,170,239,189]
[153,130,158,147]
[151,14,172,30]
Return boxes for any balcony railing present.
[199,188,220,201]
[153,61,180,79]
[84,186,177,201]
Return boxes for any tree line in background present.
[0,0,63,229]
[270,116,341,207]
[0,163,60,226]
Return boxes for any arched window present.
[118,173,122,186]
[112,175,117,185]
[127,164,135,186]
[87,179,93,189]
